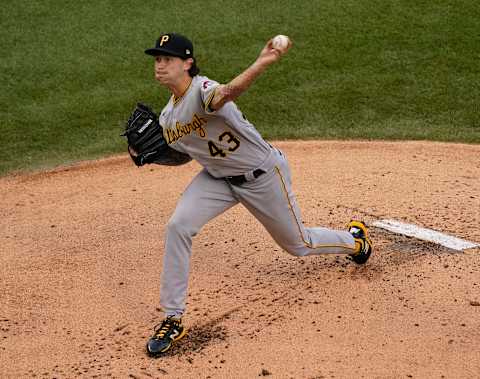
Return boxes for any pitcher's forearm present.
[209,37,290,111]
[210,60,269,110]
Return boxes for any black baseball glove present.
[122,103,191,167]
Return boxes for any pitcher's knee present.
[282,244,309,257]
[166,216,198,239]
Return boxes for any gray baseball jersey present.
[158,75,357,317]
[160,75,271,178]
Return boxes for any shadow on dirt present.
[164,306,241,357]
[376,228,458,255]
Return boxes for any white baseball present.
[272,35,290,52]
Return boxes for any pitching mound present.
[1,141,479,378]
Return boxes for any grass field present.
[1,0,479,175]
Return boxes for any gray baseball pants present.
[160,148,356,316]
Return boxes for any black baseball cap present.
[144,33,194,59]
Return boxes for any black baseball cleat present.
[347,220,373,264]
[146,316,187,357]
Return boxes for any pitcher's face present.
[154,55,191,86]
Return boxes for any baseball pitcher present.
[123,33,373,356]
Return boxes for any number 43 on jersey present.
[208,131,240,157]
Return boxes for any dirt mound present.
[1,141,479,378]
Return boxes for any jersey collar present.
[172,77,194,106]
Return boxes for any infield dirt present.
[1,141,479,378]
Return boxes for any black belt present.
[224,169,266,186]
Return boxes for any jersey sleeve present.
[199,78,220,114]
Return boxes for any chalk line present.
[372,219,479,251]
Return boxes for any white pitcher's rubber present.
[372,219,479,251]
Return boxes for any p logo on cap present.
[145,33,194,59]
[159,35,170,46]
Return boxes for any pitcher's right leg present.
[231,149,359,258]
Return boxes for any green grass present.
[1,0,479,175]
